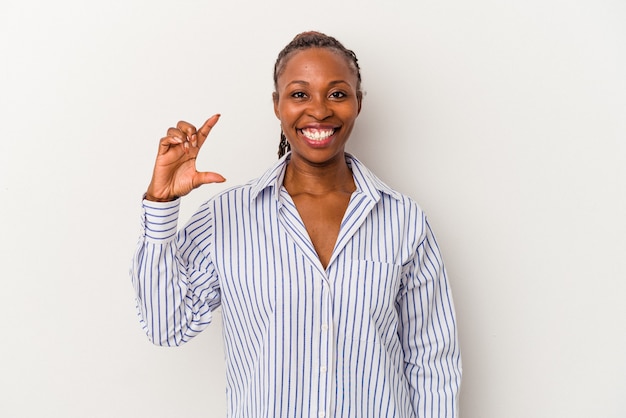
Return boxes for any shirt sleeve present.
[130,198,221,347]
[397,214,462,418]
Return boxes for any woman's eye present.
[291,91,307,99]
[330,91,347,99]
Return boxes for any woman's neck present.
[283,152,355,196]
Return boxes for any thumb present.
[194,171,226,188]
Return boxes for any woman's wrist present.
[144,192,177,202]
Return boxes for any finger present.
[166,127,191,152]
[176,121,199,147]
[194,171,227,187]
[196,114,221,148]
[157,135,184,155]
[166,127,187,141]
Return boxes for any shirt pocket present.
[333,259,402,345]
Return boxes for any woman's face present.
[273,48,362,166]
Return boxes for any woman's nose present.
[307,95,332,120]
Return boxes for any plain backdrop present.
[1,0,625,417]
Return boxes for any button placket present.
[318,277,334,417]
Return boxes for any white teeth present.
[301,129,334,141]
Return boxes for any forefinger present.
[196,114,221,148]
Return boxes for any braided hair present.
[273,31,362,158]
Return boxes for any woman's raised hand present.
[145,114,226,202]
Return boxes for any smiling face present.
[273,47,362,167]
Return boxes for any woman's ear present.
[357,91,363,115]
[273,92,280,119]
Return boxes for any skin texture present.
[145,47,363,268]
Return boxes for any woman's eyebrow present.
[285,80,350,87]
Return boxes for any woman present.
[132,31,462,418]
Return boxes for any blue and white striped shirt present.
[131,153,462,418]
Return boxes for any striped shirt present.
[131,153,462,418]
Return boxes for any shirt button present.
[319,412,325,418]
[321,324,328,331]
[320,366,327,373]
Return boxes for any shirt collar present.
[249,152,402,202]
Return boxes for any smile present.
[300,128,336,141]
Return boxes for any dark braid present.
[278,130,289,159]
[274,31,362,158]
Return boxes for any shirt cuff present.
[142,198,181,242]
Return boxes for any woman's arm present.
[130,116,227,346]
[397,215,462,418]
[130,198,223,346]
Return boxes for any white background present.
[1,0,625,417]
